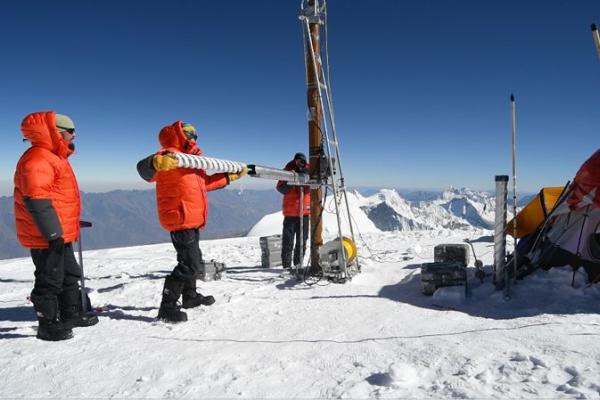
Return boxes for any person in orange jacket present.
[137,121,246,323]
[276,153,310,269]
[13,111,98,341]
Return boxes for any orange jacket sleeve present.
[202,171,229,191]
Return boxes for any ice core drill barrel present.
[174,154,246,173]
[246,164,310,184]
[173,154,311,184]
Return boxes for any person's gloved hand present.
[153,152,179,172]
[48,237,64,254]
[228,166,248,183]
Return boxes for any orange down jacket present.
[277,160,311,217]
[151,121,229,231]
[13,111,80,248]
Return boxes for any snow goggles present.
[182,123,197,141]
[184,130,197,141]
[58,127,75,134]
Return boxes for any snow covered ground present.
[1,228,600,398]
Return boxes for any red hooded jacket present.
[277,160,310,217]
[151,121,229,231]
[13,111,80,248]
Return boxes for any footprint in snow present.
[529,356,548,368]
[366,363,418,388]
[509,352,528,362]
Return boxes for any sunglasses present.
[184,131,197,141]
[58,127,75,135]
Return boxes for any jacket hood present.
[284,159,310,173]
[158,121,203,155]
[21,111,72,158]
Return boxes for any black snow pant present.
[30,243,82,297]
[169,228,203,283]
[281,216,309,268]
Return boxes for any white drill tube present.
[173,154,313,184]
[175,154,246,174]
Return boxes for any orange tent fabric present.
[567,149,600,209]
[507,187,564,238]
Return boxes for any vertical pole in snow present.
[592,24,600,62]
[304,0,324,271]
[298,186,305,277]
[511,94,518,291]
[494,175,508,291]
[78,220,93,312]
[78,235,88,311]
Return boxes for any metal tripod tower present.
[300,0,360,280]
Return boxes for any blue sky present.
[1,0,599,196]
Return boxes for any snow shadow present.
[92,271,169,282]
[0,327,33,340]
[376,269,600,319]
[98,304,157,323]
[0,306,36,322]
[225,266,283,283]
[275,276,313,290]
[308,268,600,319]
[366,372,394,387]
[94,272,168,293]
[0,306,36,339]
[0,278,33,283]
[467,234,494,243]
[224,266,310,288]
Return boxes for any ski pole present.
[78,220,93,312]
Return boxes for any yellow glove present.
[153,153,179,172]
[228,166,248,182]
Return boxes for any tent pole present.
[511,94,518,292]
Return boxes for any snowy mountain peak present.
[248,187,496,237]
[442,186,475,200]
[363,188,495,232]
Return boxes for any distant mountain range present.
[1,186,524,260]
[0,189,281,259]
[247,187,505,239]
[357,187,496,232]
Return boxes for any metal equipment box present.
[198,260,225,282]
[420,261,467,295]
[260,234,283,268]
[434,244,470,267]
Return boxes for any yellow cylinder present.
[341,236,357,265]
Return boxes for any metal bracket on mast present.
[299,0,325,24]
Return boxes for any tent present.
[507,186,565,238]
[505,150,600,284]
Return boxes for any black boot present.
[59,289,99,329]
[31,294,73,341]
[181,278,215,309]
[157,276,187,322]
